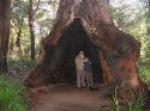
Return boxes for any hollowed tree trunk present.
[26,0,141,89]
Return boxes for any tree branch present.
[34,0,40,14]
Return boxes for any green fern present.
[0,74,28,111]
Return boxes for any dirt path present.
[29,84,111,111]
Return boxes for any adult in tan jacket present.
[75,51,86,88]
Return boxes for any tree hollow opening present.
[53,18,103,84]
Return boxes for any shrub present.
[9,58,35,71]
[111,87,144,111]
[139,64,150,84]
[0,74,28,111]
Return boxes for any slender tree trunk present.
[0,0,11,73]
[146,0,150,37]
[16,28,21,48]
[16,19,23,56]
[146,0,150,59]
[9,37,14,54]
[29,0,35,61]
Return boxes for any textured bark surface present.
[26,0,141,89]
[0,0,11,73]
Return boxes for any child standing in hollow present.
[84,58,93,88]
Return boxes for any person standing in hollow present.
[75,51,86,88]
[84,57,93,89]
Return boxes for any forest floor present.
[8,59,112,111]
[28,84,111,111]
[8,59,150,111]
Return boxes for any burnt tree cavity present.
[42,18,103,84]
[58,18,103,83]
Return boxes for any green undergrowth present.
[139,63,150,84]
[111,87,144,111]
[9,58,35,71]
[0,74,28,111]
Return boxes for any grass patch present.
[139,64,150,84]
[111,87,144,111]
[0,74,28,111]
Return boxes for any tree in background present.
[110,0,150,63]
[11,0,29,56]
[29,0,37,61]
[0,0,11,73]
[145,0,150,62]
[10,0,59,61]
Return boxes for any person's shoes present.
[77,85,81,88]
[89,85,98,91]
[82,84,86,88]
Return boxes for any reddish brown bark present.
[0,0,11,73]
[26,0,141,89]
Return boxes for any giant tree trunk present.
[26,0,141,89]
[0,0,11,73]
